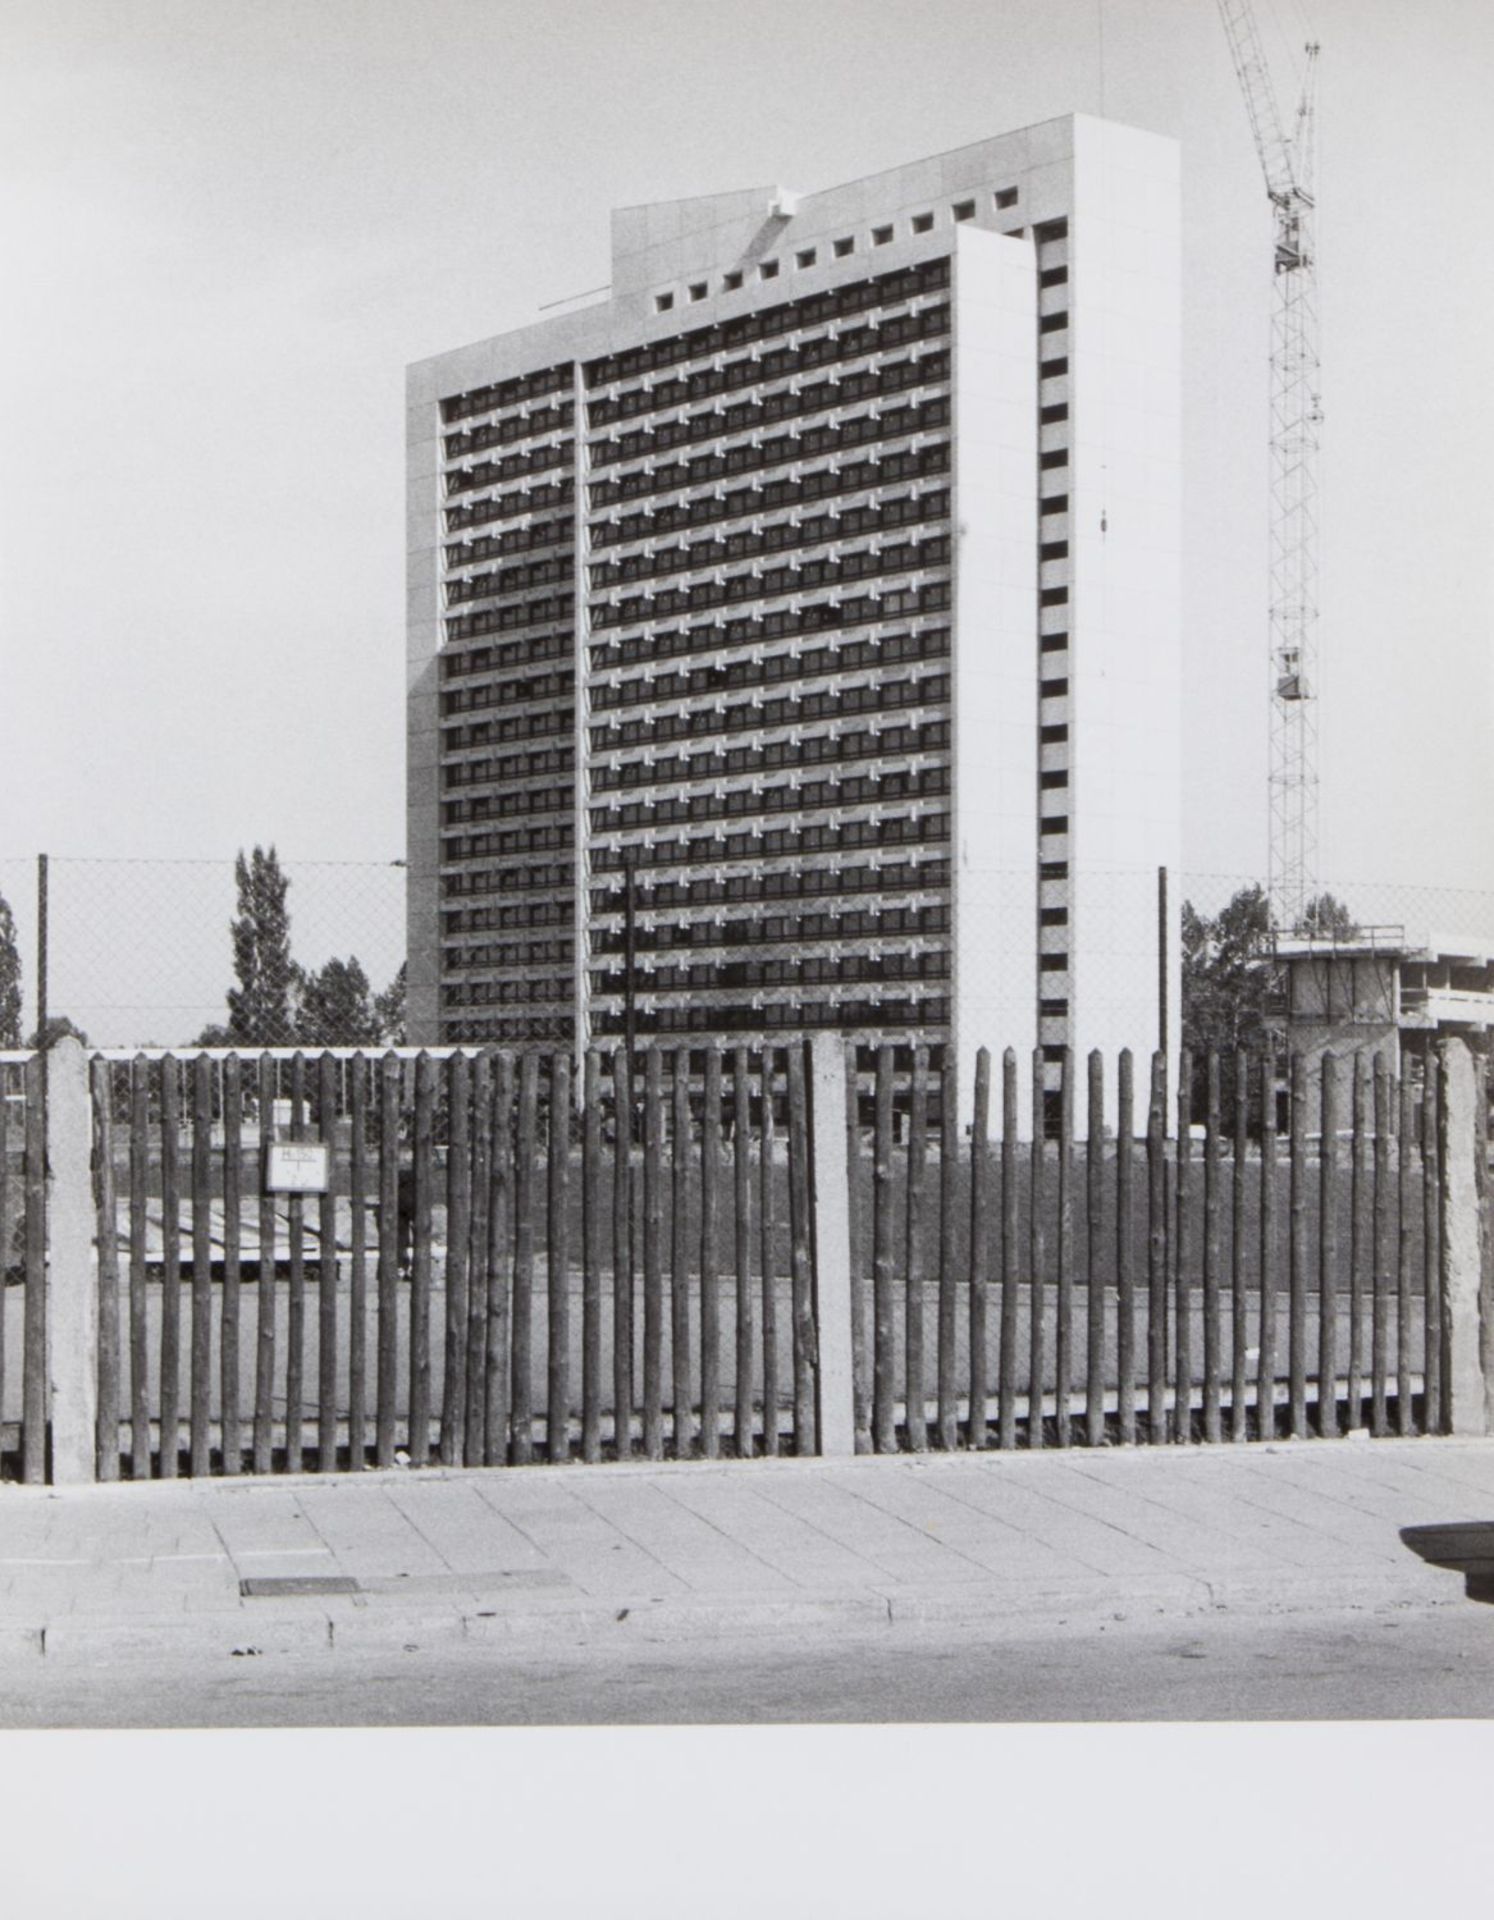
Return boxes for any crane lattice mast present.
[1216,2,1322,930]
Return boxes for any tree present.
[193,1023,233,1047]
[30,1014,89,1048]
[1181,884,1279,1123]
[225,846,298,1046]
[295,956,381,1048]
[374,962,407,1046]
[0,890,20,1048]
[1296,892,1360,940]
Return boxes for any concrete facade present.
[407,115,1182,1111]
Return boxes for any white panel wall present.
[1069,117,1183,1097]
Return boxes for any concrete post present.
[1439,1039,1489,1437]
[808,1034,855,1458]
[46,1035,97,1483]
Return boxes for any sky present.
[1,0,1490,908]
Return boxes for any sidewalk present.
[1,1437,1491,1664]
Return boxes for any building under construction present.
[406,113,1182,1105]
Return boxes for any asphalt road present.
[5,1598,1492,1727]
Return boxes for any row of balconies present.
[589,617,949,702]
[441,820,575,862]
[590,481,947,567]
[591,904,949,953]
[440,626,573,683]
[440,360,573,428]
[444,477,573,535]
[586,810,951,876]
[587,996,950,1038]
[594,659,949,722]
[590,534,948,610]
[446,550,574,608]
[588,764,950,836]
[443,512,571,574]
[441,743,573,787]
[444,592,573,646]
[589,396,951,488]
[443,399,574,464]
[591,950,950,995]
[440,707,576,748]
[439,859,574,899]
[579,312,944,433]
[586,433,949,515]
[447,436,572,499]
[439,671,573,718]
[587,855,951,919]
[592,717,948,792]
[588,352,948,469]
[584,306,950,426]
[582,257,950,389]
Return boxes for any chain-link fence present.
[0,853,1490,1054]
[0,855,405,1050]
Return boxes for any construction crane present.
[1215,2,1322,931]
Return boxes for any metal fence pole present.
[36,853,48,1045]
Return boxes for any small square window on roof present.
[688,281,708,303]
[723,269,744,291]
[833,235,854,257]
[911,211,934,233]
[795,247,817,269]
[995,186,1019,209]
[871,224,893,246]
[759,258,780,279]
[952,198,975,222]
[654,291,675,312]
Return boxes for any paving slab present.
[0,1437,1489,1673]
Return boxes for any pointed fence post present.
[808,1034,855,1458]
[47,1035,97,1483]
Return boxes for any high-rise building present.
[407,114,1181,1117]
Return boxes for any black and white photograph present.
[1,0,1492,1909]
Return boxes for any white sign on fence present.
[265,1141,331,1194]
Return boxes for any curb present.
[4,1559,1467,1667]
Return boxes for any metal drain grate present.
[239,1575,361,1598]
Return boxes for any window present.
[951,199,975,222]
[833,235,854,258]
[760,259,780,280]
[994,186,1019,210]
[1039,633,1068,656]
[872,224,893,246]
[1039,311,1068,334]
[688,282,708,303]
[1040,402,1069,425]
[1040,357,1069,379]
[654,292,674,313]
[796,247,817,269]
[723,269,744,291]
[911,211,934,234]
[1039,265,1068,288]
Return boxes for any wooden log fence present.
[1,1034,1491,1483]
